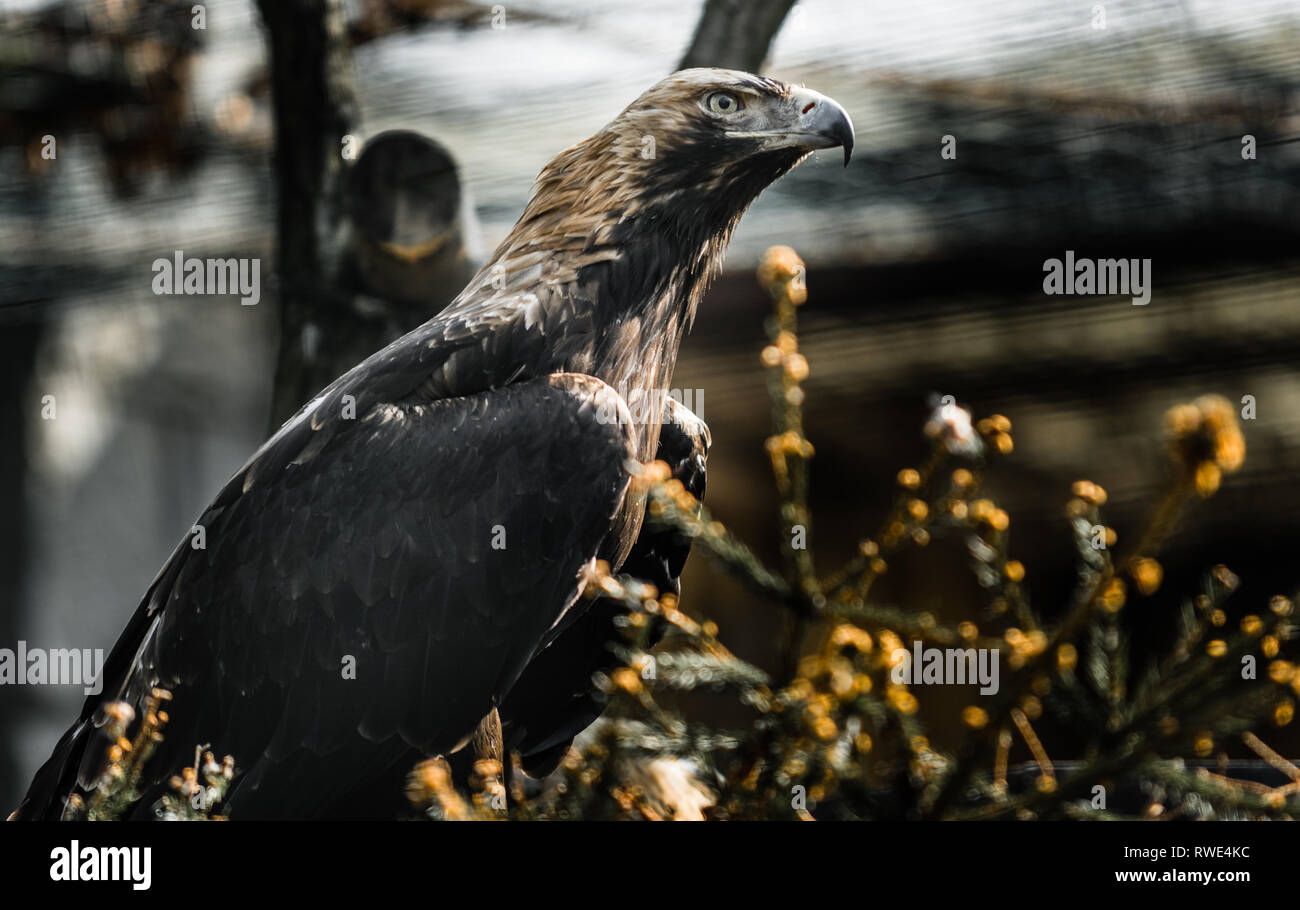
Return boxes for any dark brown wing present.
[19,372,639,819]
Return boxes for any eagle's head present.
[520,69,853,252]
[612,67,854,170]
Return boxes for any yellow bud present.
[1071,480,1108,505]
[611,668,643,695]
[1056,643,1078,672]
[812,716,838,741]
[1194,461,1221,497]
[1100,578,1126,613]
[887,687,918,714]
[1268,660,1295,684]
[1131,558,1163,596]
[785,353,810,381]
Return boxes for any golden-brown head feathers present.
[509,69,851,259]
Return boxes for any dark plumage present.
[17,68,852,819]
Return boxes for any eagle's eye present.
[705,91,742,115]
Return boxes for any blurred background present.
[1,0,1298,811]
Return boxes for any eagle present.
[17,68,853,819]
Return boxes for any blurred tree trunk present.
[679,0,797,72]
[256,0,359,430]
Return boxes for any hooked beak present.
[726,86,855,166]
